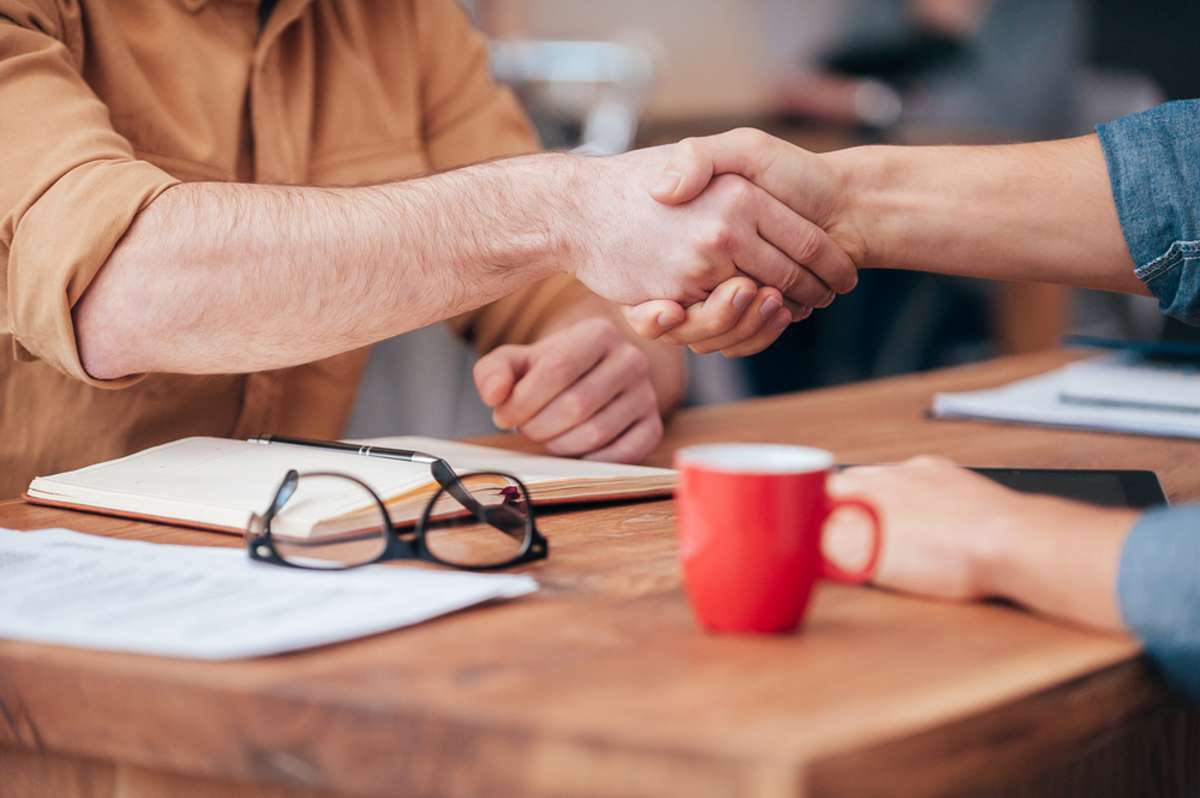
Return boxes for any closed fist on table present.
[472,317,664,464]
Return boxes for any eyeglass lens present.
[423,472,532,567]
[268,471,532,569]
[270,474,390,569]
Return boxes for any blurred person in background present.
[750,0,1098,399]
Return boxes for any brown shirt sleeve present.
[0,0,179,388]
[414,0,594,354]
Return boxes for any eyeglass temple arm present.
[429,459,529,543]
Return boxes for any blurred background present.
[346,0,1200,441]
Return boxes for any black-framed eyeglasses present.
[245,450,548,571]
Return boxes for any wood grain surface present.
[2,350,1197,798]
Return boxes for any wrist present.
[468,152,582,282]
[971,495,1138,607]
[539,152,596,279]
[821,144,916,270]
[820,146,879,268]
[966,494,1048,599]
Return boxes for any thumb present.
[621,301,688,340]
[473,345,529,408]
[649,138,715,206]
[650,128,775,206]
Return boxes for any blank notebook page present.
[28,437,434,529]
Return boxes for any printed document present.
[0,528,536,659]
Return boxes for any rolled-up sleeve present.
[414,0,593,353]
[1117,504,1200,700]
[0,1,178,386]
[1097,101,1200,326]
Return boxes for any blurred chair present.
[489,39,653,154]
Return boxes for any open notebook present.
[24,436,677,536]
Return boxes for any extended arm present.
[825,135,1144,293]
[75,143,859,381]
[651,128,1144,295]
[76,156,572,379]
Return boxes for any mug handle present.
[819,496,884,585]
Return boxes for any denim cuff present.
[1117,504,1200,701]
[1097,101,1200,325]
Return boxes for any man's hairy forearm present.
[824,135,1147,295]
[76,153,575,379]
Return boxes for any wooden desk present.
[3,351,1197,798]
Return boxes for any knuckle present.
[698,221,737,256]
[831,265,858,295]
[714,296,744,328]
[730,126,768,149]
[911,454,952,468]
[618,344,650,376]
[477,344,512,369]
[793,226,825,265]
[541,361,576,389]
[678,137,702,162]
[712,173,753,206]
[583,422,612,453]
[557,391,589,424]
[788,275,827,307]
[621,306,656,338]
[777,266,804,298]
[580,316,617,340]
[684,258,722,290]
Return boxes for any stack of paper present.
[0,529,537,659]
[932,354,1200,439]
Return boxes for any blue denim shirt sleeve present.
[1097,100,1200,325]
[1118,505,1200,700]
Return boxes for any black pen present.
[248,435,440,465]
[251,436,510,524]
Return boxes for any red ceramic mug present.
[675,443,883,633]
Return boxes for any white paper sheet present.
[1056,355,1200,414]
[0,528,537,659]
[932,355,1200,439]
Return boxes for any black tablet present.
[967,468,1168,509]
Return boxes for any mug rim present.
[674,443,834,475]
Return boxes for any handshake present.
[471,128,872,464]
[565,128,867,357]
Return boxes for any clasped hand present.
[569,129,864,356]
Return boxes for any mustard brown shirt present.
[0,0,588,497]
